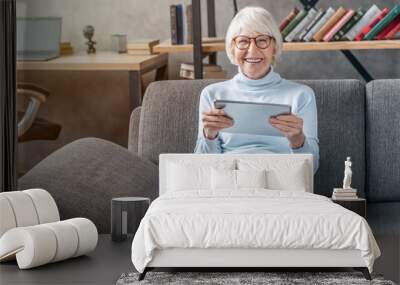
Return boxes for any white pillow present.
[167,162,209,191]
[211,168,267,190]
[236,169,267,189]
[167,160,235,192]
[237,158,309,192]
[211,168,236,190]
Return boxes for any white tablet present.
[213,99,291,137]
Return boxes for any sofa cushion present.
[366,79,400,202]
[367,202,400,235]
[138,80,221,165]
[295,80,365,198]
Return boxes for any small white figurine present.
[342,157,352,189]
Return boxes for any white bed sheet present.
[131,190,380,273]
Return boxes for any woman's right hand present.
[202,108,234,140]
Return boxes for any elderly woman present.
[194,6,319,173]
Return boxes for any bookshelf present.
[154,39,400,53]
[168,0,400,81]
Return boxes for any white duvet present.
[131,190,380,273]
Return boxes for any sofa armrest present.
[18,138,158,233]
[128,107,141,154]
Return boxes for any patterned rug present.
[116,271,396,285]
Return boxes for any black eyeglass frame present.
[232,35,274,50]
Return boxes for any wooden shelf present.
[154,40,224,53]
[153,39,400,53]
[283,40,400,51]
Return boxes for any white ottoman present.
[0,189,98,269]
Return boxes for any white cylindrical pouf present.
[0,192,39,227]
[23,189,60,224]
[0,218,98,269]
[65,218,98,257]
[0,226,57,269]
[42,221,79,262]
[0,196,17,237]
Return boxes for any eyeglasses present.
[233,35,273,50]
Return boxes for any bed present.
[131,154,380,281]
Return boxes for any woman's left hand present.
[268,114,305,149]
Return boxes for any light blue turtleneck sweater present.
[194,67,320,174]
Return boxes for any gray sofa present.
[19,79,400,234]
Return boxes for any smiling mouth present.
[244,58,263,63]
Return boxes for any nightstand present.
[331,198,366,218]
[111,197,150,242]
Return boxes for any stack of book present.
[332,188,358,200]
[279,4,400,42]
[59,42,73,55]
[170,4,192,44]
[180,63,226,79]
[127,39,160,55]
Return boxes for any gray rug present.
[116,271,396,285]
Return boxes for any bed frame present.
[138,248,371,280]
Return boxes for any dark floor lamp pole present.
[0,0,17,192]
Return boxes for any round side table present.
[111,197,150,242]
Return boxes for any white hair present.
[225,6,283,66]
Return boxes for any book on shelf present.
[333,8,364,41]
[169,4,185,44]
[332,188,358,200]
[384,21,400,39]
[60,42,72,49]
[185,4,193,44]
[180,62,225,79]
[333,192,358,197]
[60,48,73,56]
[281,9,308,40]
[296,8,325,41]
[364,5,400,40]
[333,188,357,193]
[332,194,359,200]
[279,7,299,32]
[323,9,355,42]
[59,42,73,55]
[286,8,318,42]
[375,16,400,40]
[355,8,390,41]
[302,7,335,42]
[313,7,347,42]
[343,4,381,41]
[171,3,203,45]
[176,4,184,44]
[170,5,178,44]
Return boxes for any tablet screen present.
[213,99,291,137]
